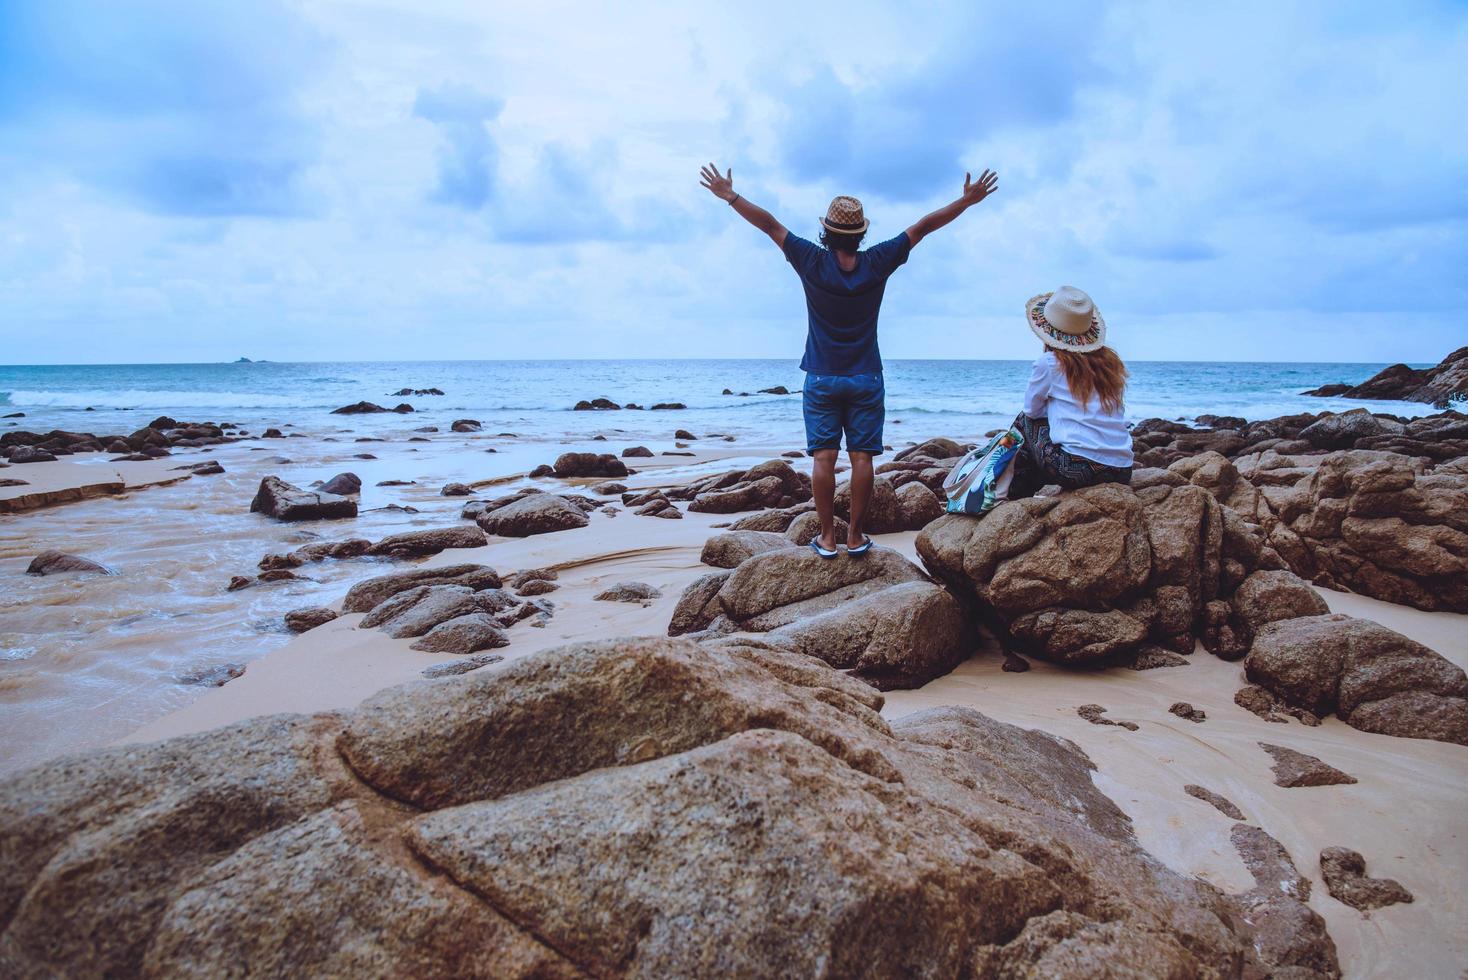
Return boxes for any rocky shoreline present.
[3,395,1466,976]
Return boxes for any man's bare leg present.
[846,450,874,548]
[811,449,839,552]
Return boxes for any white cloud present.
[0,0,1464,363]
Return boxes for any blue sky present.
[1,0,1465,364]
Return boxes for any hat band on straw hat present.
[822,216,867,232]
[1025,290,1106,353]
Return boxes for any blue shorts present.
[803,372,885,455]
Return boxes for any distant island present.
[235,357,252,363]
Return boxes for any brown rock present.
[367,526,487,559]
[895,480,945,530]
[516,578,559,596]
[1002,652,1031,672]
[715,545,927,631]
[666,570,730,636]
[360,586,500,638]
[176,663,246,687]
[1230,824,1340,975]
[284,607,339,633]
[341,564,502,614]
[783,511,849,546]
[768,580,972,689]
[1319,847,1413,911]
[476,494,589,537]
[250,475,358,521]
[317,472,361,496]
[0,636,1321,977]
[834,475,905,532]
[1076,704,1138,731]
[25,550,113,575]
[507,568,557,589]
[1234,684,1321,726]
[621,446,653,457]
[699,530,790,568]
[593,582,661,602]
[408,614,510,654]
[1169,702,1206,723]
[1246,614,1468,744]
[421,654,505,678]
[1184,785,1244,819]
[1260,742,1357,787]
[551,452,628,478]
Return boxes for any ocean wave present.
[1,389,317,410]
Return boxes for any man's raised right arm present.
[700,162,788,248]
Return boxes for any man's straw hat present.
[1025,286,1106,353]
[821,195,869,235]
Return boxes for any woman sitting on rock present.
[1009,286,1133,498]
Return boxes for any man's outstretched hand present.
[700,163,736,202]
[961,168,999,206]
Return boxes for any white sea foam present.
[2,389,314,410]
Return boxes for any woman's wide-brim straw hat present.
[821,195,869,235]
[1026,286,1106,353]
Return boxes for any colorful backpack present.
[942,427,1024,515]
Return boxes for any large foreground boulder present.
[0,637,1328,976]
[1245,613,1468,744]
[250,476,358,522]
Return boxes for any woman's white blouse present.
[1022,351,1134,469]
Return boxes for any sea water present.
[0,358,1440,445]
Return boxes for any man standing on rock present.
[700,162,998,556]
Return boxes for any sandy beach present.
[4,397,1466,978]
[115,468,1467,978]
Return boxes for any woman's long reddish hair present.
[1054,346,1128,414]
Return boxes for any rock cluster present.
[2,417,250,462]
[330,401,413,415]
[339,563,553,654]
[1240,450,1466,612]
[668,459,813,514]
[0,637,1326,977]
[917,482,1302,665]
[1131,409,1468,466]
[669,543,970,689]
[1303,346,1468,409]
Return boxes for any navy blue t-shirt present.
[783,231,912,376]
